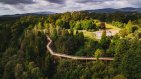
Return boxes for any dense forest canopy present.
[0,11,141,79]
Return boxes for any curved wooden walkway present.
[46,35,113,61]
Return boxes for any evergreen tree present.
[100,30,111,50]
[95,49,102,60]
[56,19,65,29]
[126,20,132,33]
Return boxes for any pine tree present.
[126,20,132,33]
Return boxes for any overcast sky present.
[0,0,141,15]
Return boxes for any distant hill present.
[1,7,141,17]
[85,7,141,13]
[32,11,55,15]
[0,11,55,17]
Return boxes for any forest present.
[0,11,141,79]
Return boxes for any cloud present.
[0,0,34,4]
[0,0,65,4]
[0,7,10,10]
[0,0,141,15]
[127,0,141,5]
[75,0,112,3]
[46,0,65,4]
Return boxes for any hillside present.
[85,7,141,13]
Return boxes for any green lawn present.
[80,23,120,39]
[81,30,96,39]
[106,23,120,30]
[69,23,120,39]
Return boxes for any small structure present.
[95,30,119,39]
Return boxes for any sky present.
[0,0,141,15]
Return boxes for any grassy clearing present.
[77,30,96,39]
[68,23,120,40]
[68,29,96,39]
[106,23,120,30]
[82,30,96,39]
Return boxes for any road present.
[46,35,114,61]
